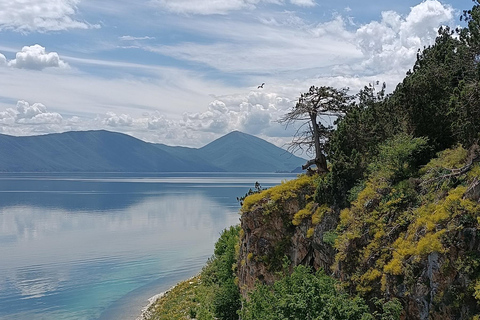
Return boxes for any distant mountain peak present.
[0,130,305,173]
[222,130,251,138]
[198,130,304,172]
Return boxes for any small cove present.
[0,172,296,320]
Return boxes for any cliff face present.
[237,175,337,297]
[391,230,480,320]
[237,146,480,319]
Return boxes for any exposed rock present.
[237,198,298,296]
[237,171,480,319]
[237,183,338,297]
[386,227,480,320]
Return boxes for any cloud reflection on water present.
[0,173,291,320]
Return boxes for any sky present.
[0,0,475,150]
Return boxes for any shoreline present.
[135,292,166,320]
[135,276,197,320]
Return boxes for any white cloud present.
[119,36,155,41]
[0,53,6,65]
[150,28,359,75]
[15,100,63,124]
[22,112,64,124]
[289,0,315,7]
[151,0,453,85]
[0,108,17,125]
[147,113,172,130]
[103,112,133,127]
[182,91,293,136]
[152,0,318,15]
[0,100,63,125]
[311,15,352,39]
[152,0,260,15]
[0,57,228,123]
[0,0,460,150]
[0,0,94,32]
[15,100,48,119]
[354,0,454,75]
[8,45,69,70]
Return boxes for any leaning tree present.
[280,85,352,173]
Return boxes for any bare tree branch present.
[279,85,352,173]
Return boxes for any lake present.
[0,172,297,320]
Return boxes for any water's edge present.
[135,275,198,320]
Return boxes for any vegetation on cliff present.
[240,265,402,320]
[237,1,480,318]
[147,2,480,319]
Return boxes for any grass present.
[142,275,214,320]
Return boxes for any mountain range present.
[0,130,305,172]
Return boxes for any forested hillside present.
[145,2,480,320]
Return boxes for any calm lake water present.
[0,172,296,320]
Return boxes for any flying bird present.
[257,83,265,89]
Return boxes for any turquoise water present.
[0,173,296,320]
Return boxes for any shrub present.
[239,265,394,320]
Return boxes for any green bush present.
[367,133,430,183]
[212,278,240,320]
[204,226,241,320]
[240,265,398,320]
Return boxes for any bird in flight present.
[257,83,265,89]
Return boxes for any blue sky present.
[0,0,474,149]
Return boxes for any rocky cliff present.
[237,146,480,320]
[237,175,338,296]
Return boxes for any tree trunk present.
[307,111,328,173]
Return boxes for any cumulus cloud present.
[182,91,294,136]
[0,108,17,125]
[0,0,94,32]
[0,53,6,66]
[147,114,170,130]
[311,15,352,39]
[354,0,454,74]
[15,101,63,124]
[103,112,133,127]
[8,45,69,70]
[0,100,63,125]
[183,100,231,133]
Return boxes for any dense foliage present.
[314,2,480,209]
[202,225,241,320]
[240,265,401,320]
